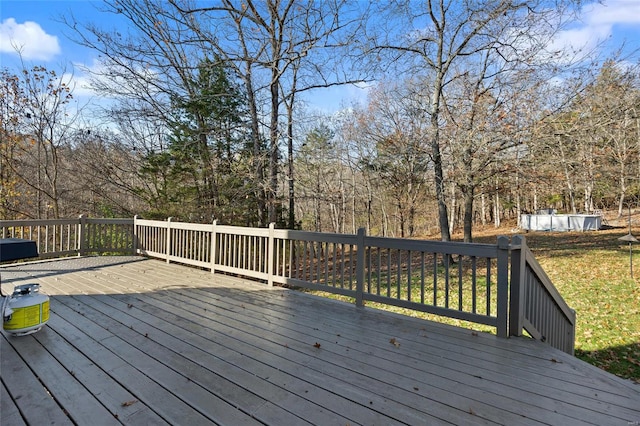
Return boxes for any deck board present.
[1,379,26,426]
[1,333,74,425]
[29,320,169,425]
[1,256,639,425]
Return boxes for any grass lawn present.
[473,224,640,382]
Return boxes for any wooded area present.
[1,0,639,242]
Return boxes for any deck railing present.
[0,216,133,258]
[0,216,575,354]
[509,236,576,354]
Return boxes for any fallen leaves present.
[121,400,138,407]
[389,338,400,348]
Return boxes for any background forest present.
[1,0,639,243]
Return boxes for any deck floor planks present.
[200,274,639,401]
[1,256,639,425]
[48,300,263,426]
[1,372,27,426]
[87,265,505,425]
[33,258,640,422]
[1,334,74,426]
[65,262,624,424]
[54,293,346,426]
[74,288,438,425]
[5,331,121,426]
[94,260,640,409]
[41,264,395,425]
[42,259,464,424]
[187,281,639,419]
[141,283,622,426]
[100,261,636,423]
[174,272,626,392]
[29,319,170,425]
[137,285,565,425]
[104,291,467,425]
[41,309,222,425]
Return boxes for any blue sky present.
[1,0,640,112]
[1,1,104,65]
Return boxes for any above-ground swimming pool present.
[520,214,602,231]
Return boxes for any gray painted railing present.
[0,216,133,258]
[509,236,576,354]
[0,216,575,354]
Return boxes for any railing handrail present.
[1,218,80,227]
[1,217,576,353]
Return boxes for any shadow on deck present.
[1,256,639,425]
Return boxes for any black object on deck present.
[0,238,39,262]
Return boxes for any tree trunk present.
[462,183,474,243]
[286,99,295,229]
[494,186,501,228]
[244,67,267,226]
[268,65,280,224]
[430,87,451,242]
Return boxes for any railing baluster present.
[444,253,450,309]
[458,255,463,311]
[407,250,412,302]
[471,256,477,314]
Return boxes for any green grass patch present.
[521,230,640,382]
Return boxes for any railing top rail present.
[169,222,213,232]
[86,218,133,225]
[216,224,271,237]
[133,218,165,226]
[273,228,357,244]
[0,218,79,226]
[364,235,500,257]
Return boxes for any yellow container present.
[3,284,49,336]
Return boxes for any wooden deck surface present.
[1,256,639,425]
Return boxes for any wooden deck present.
[1,256,639,425]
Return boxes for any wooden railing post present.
[210,219,218,274]
[132,215,139,255]
[268,223,275,287]
[355,227,366,307]
[166,217,172,264]
[78,214,87,256]
[496,236,510,338]
[509,235,527,337]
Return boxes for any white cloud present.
[0,18,60,61]
[550,24,611,56]
[584,0,640,26]
[555,0,640,54]
[62,69,96,99]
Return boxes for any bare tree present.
[579,61,640,217]
[367,0,583,241]
[0,68,26,218]
[348,80,430,237]
[8,64,78,219]
[64,0,256,222]
[169,0,368,226]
